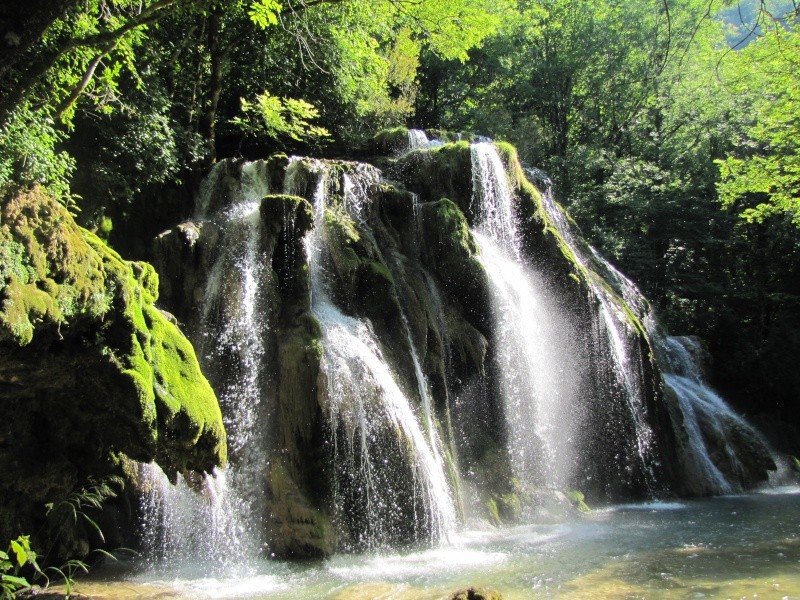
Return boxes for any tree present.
[716,22,800,226]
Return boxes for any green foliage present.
[716,24,800,226]
[1,536,37,599]
[0,478,128,600]
[248,0,282,28]
[44,477,120,547]
[565,490,590,513]
[0,105,76,205]
[231,92,331,143]
[0,534,90,600]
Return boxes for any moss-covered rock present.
[0,187,226,558]
[370,127,413,155]
[265,459,332,558]
[418,198,491,336]
[392,142,473,211]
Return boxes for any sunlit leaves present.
[248,0,282,28]
[390,0,509,62]
[231,91,331,142]
[716,24,800,226]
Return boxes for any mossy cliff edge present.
[0,187,226,558]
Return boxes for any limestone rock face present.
[145,135,777,560]
[0,187,226,556]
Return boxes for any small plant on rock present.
[0,535,41,599]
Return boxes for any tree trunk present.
[199,7,224,166]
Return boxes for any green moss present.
[266,153,290,191]
[566,490,591,513]
[96,215,113,241]
[0,187,112,343]
[0,186,227,474]
[143,304,227,468]
[372,127,410,154]
[395,142,473,212]
[266,459,333,558]
[276,311,323,471]
[0,240,37,284]
[368,261,394,284]
[486,497,500,526]
[132,261,159,304]
[425,129,461,143]
[494,141,517,166]
[423,198,477,257]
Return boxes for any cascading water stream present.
[285,158,457,549]
[531,167,773,495]
[407,129,431,151]
[660,336,753,493]
[139,160,271,573]
[405,129,445,153]
[469,143,581,490]
[532,173,659,490]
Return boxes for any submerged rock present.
[0,187,226,559]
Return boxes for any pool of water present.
[75,489,800,599]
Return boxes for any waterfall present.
[531,167,774,495]
[470,143,520,257]
[288,158,457,549]
[408,129,431,151]
[140,160,270,571]
[469,143,582,490]
[405,129,444,153]
[138,135,778,573]
[660,336,759,494]
[526,176,660,492]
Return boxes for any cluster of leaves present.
[231,92,330,144]
[716,21,800,226]
[0,478,122,599]
[0,536,39,599]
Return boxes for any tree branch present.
[54,44,115,120]
[0,0,191,124]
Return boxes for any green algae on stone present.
[393,142,473,211]
[265,459,333,558]
[0,186,227,555]
[371,127,412,155]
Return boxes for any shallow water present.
[75,489,800,599]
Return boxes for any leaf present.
[80,513,106,543]
[248,0,282,28]
[9,540,27,567]
[1,574,30,587]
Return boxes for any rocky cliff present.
[0,187,226,560]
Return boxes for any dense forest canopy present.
[1,0,798,440]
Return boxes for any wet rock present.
[449,586,504,600]
[0,186,226,560]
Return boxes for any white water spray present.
[288,158,457,548]
[140,160,271,571]
[470,143,581,490]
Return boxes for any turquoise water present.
[82,489,800,599]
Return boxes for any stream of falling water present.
[531,167,772,495]
[287,158,457,549]
[139,160,271,573]
[530,171,660,491]
[660,336,753,493]
[470,143,581,490]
